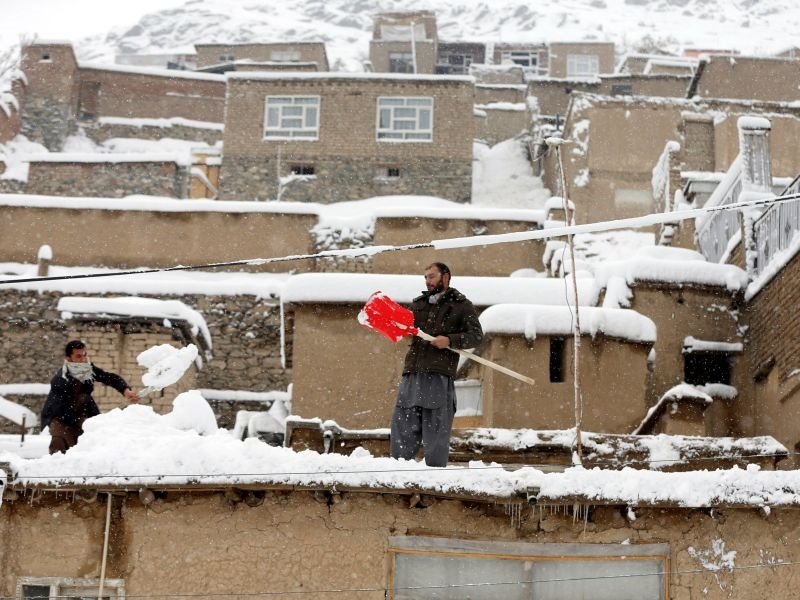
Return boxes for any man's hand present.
[431,335,450,349]
[124,388,141,404]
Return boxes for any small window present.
[40,53,52,62]
[567,53,599,78]
[387,167,401,177]
[388,52,415,73]
[685,353,731,385]
[376,97,433,142]
[550,337,566,383]
[264,96,320,140]
[17,577,125,600]
[611,84,633,95]
[271,50,301,62]
[219,54,235,63]
[501,50,539,69]
[290,164,315,176]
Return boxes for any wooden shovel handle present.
[416,330,535,386]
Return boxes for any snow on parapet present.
[594,248,748,297]
[480,304,657,343]
[227,72,474,83]
[57,296,212,351]
[474,102,526,111]
[24,152,192,167]
[281,273,599,307]
[683,336,743,353]
[0,397,39,428]
[98,116,224,131]
[78,62,226,82]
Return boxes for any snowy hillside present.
[72,0,800,70]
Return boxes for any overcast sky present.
[1,0,187,47]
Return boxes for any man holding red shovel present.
[390,262,483,467]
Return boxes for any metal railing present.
[753,174,800,276]
[696,159,743,263]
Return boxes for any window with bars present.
[567,54,600,78]
[376,97,433,142]
[17,577,125,600]
[263,96,320,140]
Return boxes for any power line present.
[5,559,799,599]
[1,192,797,287]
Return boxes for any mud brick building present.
[219,72,475,203]
[194,42,330,71]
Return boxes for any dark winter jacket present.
[41,363,130,429]
[402,287,483,378]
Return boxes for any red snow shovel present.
[359,291,535,386]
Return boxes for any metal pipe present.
[98,492,112,598]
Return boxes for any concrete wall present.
[478,334,651,432]
[369,41,437,74]
[220,76,474,203]
[475,107,529,146]
[4,488,799,600]
[694,55,800,102]
[194,43,329,70]
[24,160,189,198]
[548,42,616,77]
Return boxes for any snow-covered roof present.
[0,402,794,509]
[98,116,224,131]
[25,153,189,166]
[479,304,657,343]
[78,62,226,82]
[58,296,212,350]
[594,255,747,292]
[281,273,599,307]
[0,397,38,428]
[227,72,474,83]
[474,102,526,111]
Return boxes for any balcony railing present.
[695,155,743,263]
[753,174,800,276]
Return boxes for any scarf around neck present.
[65,361,94,383]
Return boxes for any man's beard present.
[427,281,445,294]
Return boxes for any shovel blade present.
[359,291,417,343]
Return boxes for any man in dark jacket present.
[42,340,140,454]
[390,263,483,467]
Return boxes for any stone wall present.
[24,160,189,198]
[0,289,290,431]
[219,154,473,203]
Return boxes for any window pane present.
[292,131,316,137]
[283,106,303,117]
[394,120,415,130]
[294,97,318,105]
[394,553,533,600]
[379,108,392,128]
[304,107,317,127]
[418,109,431,129]
[267,107,279,127]
[405,132,432,140]
[22,585,51,600]
[281,118,302,128]
[378,132,403,139]
[406,98,432,107]
[395,108,416,118]
[532,559,663,600]
[267,97,291,105]
[379,98,405,106]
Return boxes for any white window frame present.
[501,50,539,69]
[263,95,320,141]
[376,96,433,143]
[17,576,125,600]
[567,53,600,78]
[390,537,669,600]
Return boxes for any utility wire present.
[1,192,798,287]
[5,559,800,599]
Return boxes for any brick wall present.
[195,43,329,70]
[24,160,189,198]
[220,75,474,202]
[0,79,24,144]
[0,289,290,431]
[82,120,223,146]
